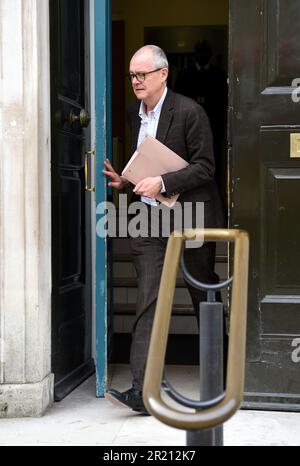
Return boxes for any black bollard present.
[186,299,224,446]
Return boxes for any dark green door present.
[230,0,300,409]
[50,0,94,400]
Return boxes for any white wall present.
[0,0,53,417]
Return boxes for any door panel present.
[264,1,300,86]
[50,0,94,401]
[230,0,300,409]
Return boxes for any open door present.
[50,0,94,400]
[229,0,300,409]
[94,0,112,397]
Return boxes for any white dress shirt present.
[137,87,167,206]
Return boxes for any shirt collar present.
[139,87,168,120]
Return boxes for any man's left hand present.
[133,176,162,198]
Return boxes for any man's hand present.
[133,176,162,198]
[102,159,126,190]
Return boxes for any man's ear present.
[162,67,169,83]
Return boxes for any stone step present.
[112,238,228,256]
[114,302,194,316]
[113,253,228,263]
[112,272,229,288]
[113,286,193,305]
[114,313,199,335]
[112,276,186,288]
[113,286,229,311]
[112,257,229,283]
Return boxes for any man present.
[103,45,222,415]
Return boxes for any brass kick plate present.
[290,133,300,158]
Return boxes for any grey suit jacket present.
[126,89,224,226]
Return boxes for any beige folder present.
[121,135,189,207]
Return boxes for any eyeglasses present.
[127,68,163,83]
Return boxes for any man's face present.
[129,51,168,102]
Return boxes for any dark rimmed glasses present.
[127,67,163,83]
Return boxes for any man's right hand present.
[102,159,126,190]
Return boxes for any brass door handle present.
[70,109,91,127]
[85,149,95,192]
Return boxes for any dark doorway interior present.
[110,3,229,366]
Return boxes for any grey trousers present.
[129,234,219,390]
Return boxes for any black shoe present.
[105,387,150,415]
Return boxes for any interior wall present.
[112,0,229,162]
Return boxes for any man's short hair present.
[133,45,169,69]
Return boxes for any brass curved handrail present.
[143,229,249,430]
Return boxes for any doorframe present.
[92,0,231,396]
